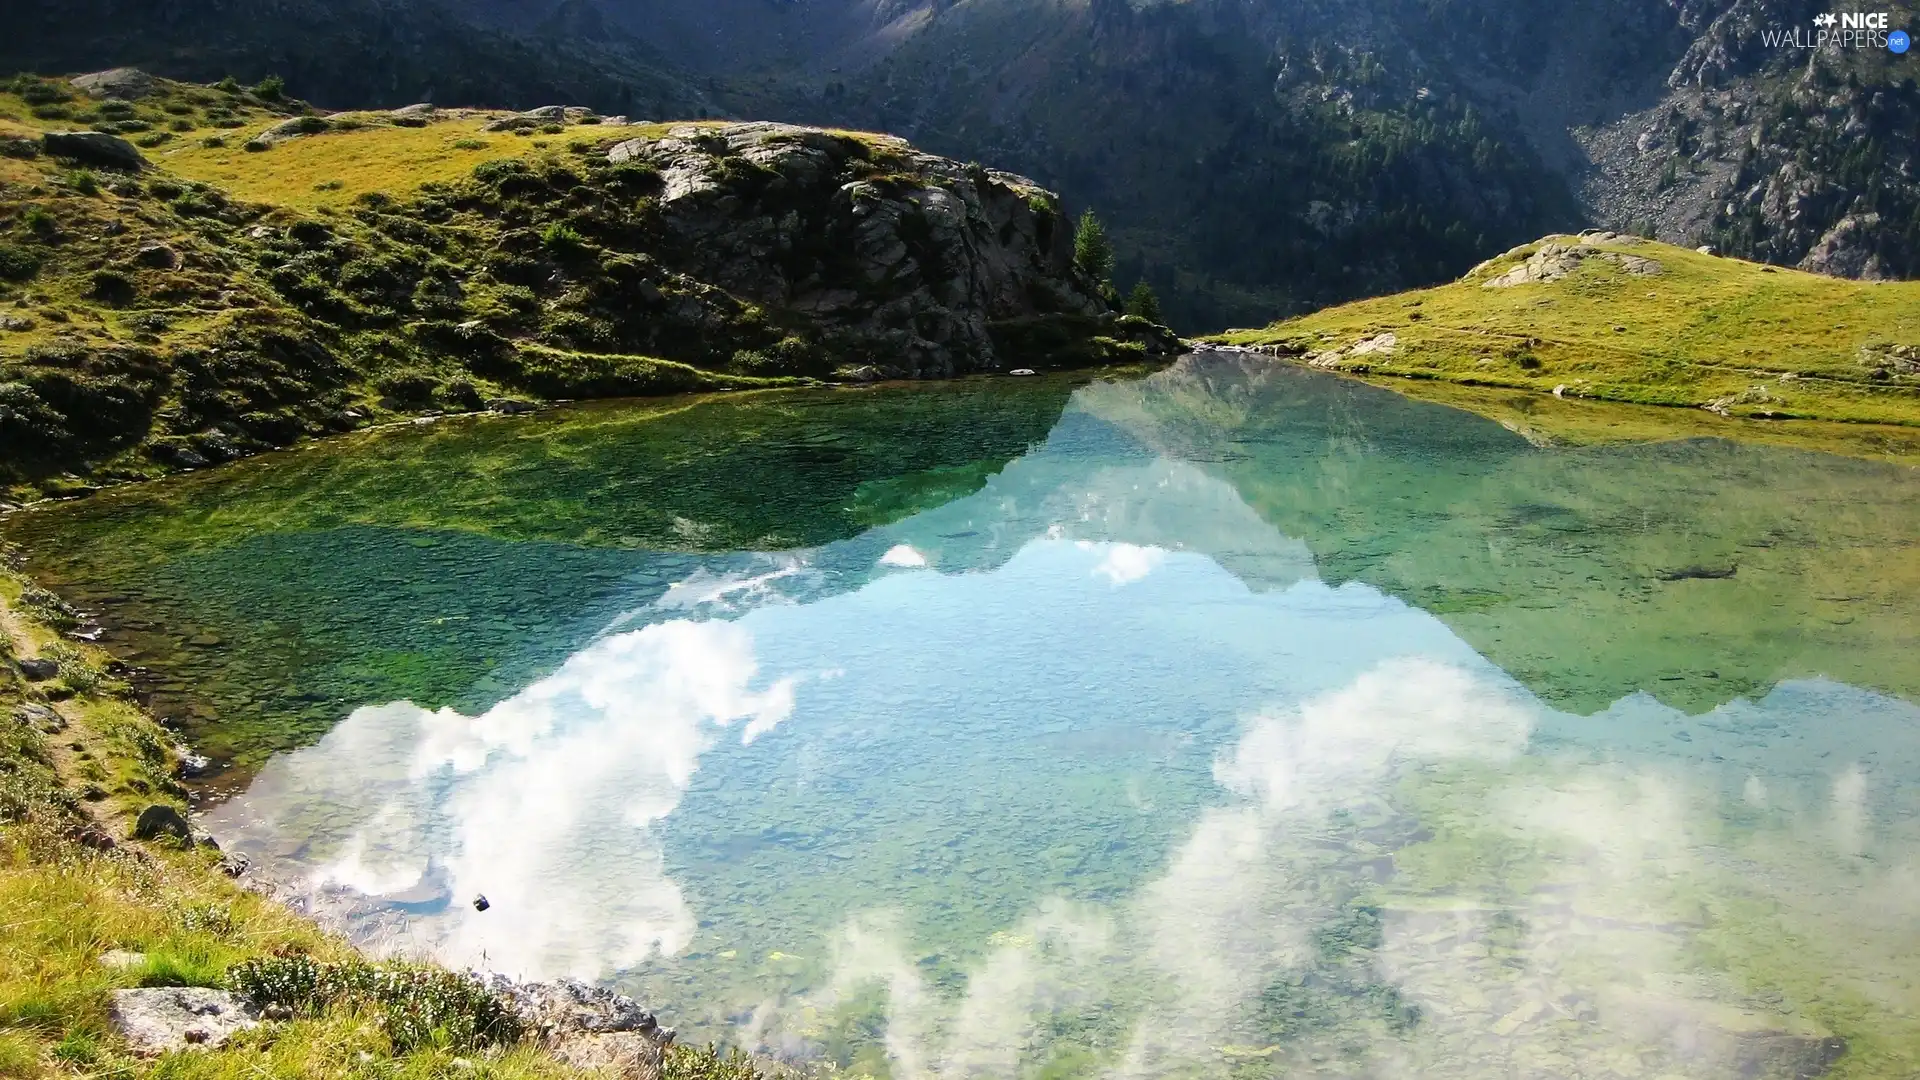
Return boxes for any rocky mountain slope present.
[7,0,1913,331]
[0,74,1173,499]
[3,0,716,119]
[619,0,1920,325]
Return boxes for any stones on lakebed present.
[109,987,258,1055]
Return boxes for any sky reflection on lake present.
[202,385,1920,1079]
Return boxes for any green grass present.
[1211,234,1920,428]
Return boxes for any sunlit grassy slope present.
[1211,234,1920,427]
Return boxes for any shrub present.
[0,243,40,281]
[1125,281,1163,323]
[0,382,70,454]
[200,135,227,149]
[242,138,271,153]
[251,75,286,101]
[213,77,242,94]
[65,169,99,195]
[30,104,70,121]
[665,1044,763,1080]
[13,78,70,106]
[1073,208,1115,285]
[540,221,588,252]
[23,206,56,236]
[371,368,440,405]
[88,269,136,305]
[18,586,79,630]
[44,642,102,695]
[135,132,173,148]
[730,348,774,374]
[609,161,663,192]
[225,957,523,1053]
[450,138,488,151]
[168,118,195,132]
[0,137,39,160]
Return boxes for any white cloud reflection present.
[208,619,799,980]
[1077,541,1168,586]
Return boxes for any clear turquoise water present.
[9,355,1920,1078]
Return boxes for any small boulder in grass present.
[133,803,193,843]
[109,987,258,1055]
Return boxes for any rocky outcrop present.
[595,122,1165,376]
[1481,239,1663,288]
[71,68,157,100]
[1799,214,1889,281]
[481,976,673,1080]
[108,988,258,1055]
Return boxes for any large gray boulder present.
[42,131,146,171]
[71,68,156,100]
[109,987,258,1055]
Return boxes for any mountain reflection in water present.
[8,354,1919,1079]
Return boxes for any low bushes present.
[225,956,525,1052]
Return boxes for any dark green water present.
[7,355,1919,1079]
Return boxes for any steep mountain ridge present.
[6,0,1915,329]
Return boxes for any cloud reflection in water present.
[210,619,801,979]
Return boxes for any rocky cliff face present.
[599,122,1129,377]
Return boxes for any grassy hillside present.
[1212,233,1920,428]
[0,72,1147,502]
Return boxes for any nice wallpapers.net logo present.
[1760,11,1911,51]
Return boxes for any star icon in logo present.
[1813,12,1838,26]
